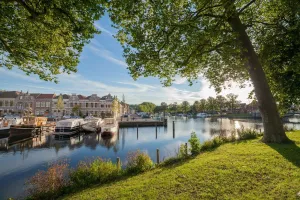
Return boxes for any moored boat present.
[101,118,118,138]
[196,113,208,118]
[0,116,22,137]
[82,117,103,133]
[54,119,86,139]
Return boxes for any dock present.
[118,119,167,128]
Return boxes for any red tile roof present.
[77,95,87,100]
[36,94,56,99]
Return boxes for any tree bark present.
[224,3,289,143]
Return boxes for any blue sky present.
[0,15,252,105]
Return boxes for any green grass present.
[62,131,300,200]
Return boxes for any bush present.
[200,137,224,151]
[69,158,119,187]
[188,132,201,155]
[160,157,184,167]
[25,161,69,198]
[177,143,188,158]
[126,150,153,174]
[237,128,259,140]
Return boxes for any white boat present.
[54,119,86,136]
[0,116,22,135]
[82,117,104,133]
[101,118,118,137]
[196,113,208,118]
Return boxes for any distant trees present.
[226,93,239,113]
[138,102,156,113]
[165,93,246,114]
[181,101,190,114]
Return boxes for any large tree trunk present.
[224,4,289,143]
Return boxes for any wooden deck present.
[118,119,167,128]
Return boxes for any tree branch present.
[238,0,256,14]
[0,36,13,54]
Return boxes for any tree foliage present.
[181,101,190,114]
[56,95,64,110]
[138,102,156,113]
[112,97,120,116]
[0,0,105,82]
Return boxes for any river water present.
[0,117,299,199]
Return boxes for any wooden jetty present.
[118,119,167,128]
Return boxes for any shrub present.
[188,132,201,155]
[177,143,188,158]
[237,128,259,140]
[25,161,69,198]
[200,137,224,151]
[69,158,119,187]
[126,150,153,174]
[160,157,184,167]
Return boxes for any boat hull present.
[0,128,10,138]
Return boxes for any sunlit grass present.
[62,131,300,200]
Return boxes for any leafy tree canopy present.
[138,102,156,113]
[0,0,105,82]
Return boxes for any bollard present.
[118,128,120,140]
[173,121,175,138]
[137,124,139,140]
[185,142,188,156]
[156,149,160,164]
[117,157,121,170]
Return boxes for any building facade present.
[0,91,19,116]
[0,91,129,117]
[35,94,56,116]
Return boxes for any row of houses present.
[0,91,129,117]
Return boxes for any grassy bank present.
[62,131,300,200]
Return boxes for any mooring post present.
[156,149,160,164]
[260,129,261,134]
[118,128,120,140]
[173,121,175,138]
[117,157,121,170]
[185,142,188,156]
[137,124,139,140]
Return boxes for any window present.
[30,103,32,108]
[10,101,13,107]
[86,103,88,108]
[91,103,94,108]
[36,111,40,115]
[36,102,40,107]
[20,96,23,100]
[94,103,97,108]
[70,103,73,107]
[41,102,45,107]
[0,101,2,106]
[46,102,50,107]
[101,104,104,108]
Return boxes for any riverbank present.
[62,131,300,200]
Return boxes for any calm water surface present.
[0,117,299,199]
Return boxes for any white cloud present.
[94,22,114,36]
[0,68,42,83]
[88,45,128,68]
[173,76,187,84]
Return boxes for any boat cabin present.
[22,116,47,126]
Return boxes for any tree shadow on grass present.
[267,140,300,168]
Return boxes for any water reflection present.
[0,117,299,199]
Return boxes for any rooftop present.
[0,91,20,98]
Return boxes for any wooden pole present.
[173,121,175,138]
[156,149,160,164]
[117,157,121,170]
[260,129,261,134]
[185,142,188,156]
[137,124,139,140]
[118,128,120,140]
